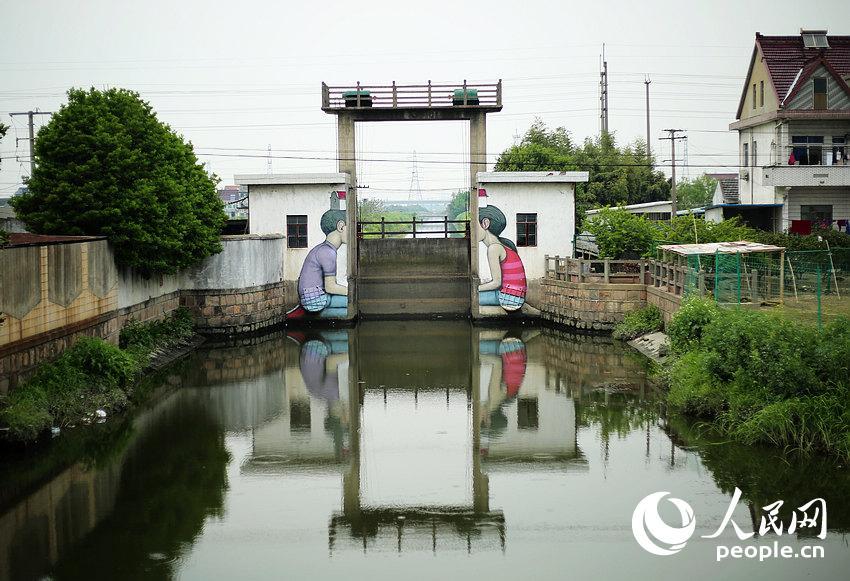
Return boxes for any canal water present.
[1,321,848,580]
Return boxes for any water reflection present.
[1,322,848,580]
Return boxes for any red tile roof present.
[757,33,850,102]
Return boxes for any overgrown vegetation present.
[584,206,850,259]
[666,297,850,460]
[11,88,226,275]
[0,309,195,441]
[0,229,8,247]
[612,304,663,341]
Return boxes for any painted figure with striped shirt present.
[477,205,534,315]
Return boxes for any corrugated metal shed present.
[657,240,785,256]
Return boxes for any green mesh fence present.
[679,247,850,327]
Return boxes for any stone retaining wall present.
[540,278,647,331]
[646,285,683,325]
[181,282,285,336]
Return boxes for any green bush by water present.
[1,309,195,441]
[666,297,850,459]
[612,304,663,341]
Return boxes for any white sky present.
[1,0,846,201]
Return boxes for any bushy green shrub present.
[666,303,850,459]
[0,230,9,247]
[584,207,657,258]
[613,304,663,341]
[667,297,720,353]
[0,338,138,440]
[1,309,195,441]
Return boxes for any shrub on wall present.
[11,88,227,276]
[584,207,657,258]
[612,304,663,341]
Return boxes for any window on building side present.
[752,84,756,109]
[759,80,764,107]
[286,215,308,248]
[516,213,537,247]
[517,398,539,430]
[742,142,749,167]
[801,205,832,226]
[752,141,758,166]
[813,78,828,109]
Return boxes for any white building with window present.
[725,30,850,233]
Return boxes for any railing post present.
[545,254,550,278]
[604,258,610,284]
[392,81,397,107]
[428,80,432,107]
[444,215,448,238]
[578,258,584,283]
[463,79,467,105]
[412,216,416,239]
[380,216,385,239]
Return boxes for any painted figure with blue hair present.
[288,209,348,319]
[477,205,528,313]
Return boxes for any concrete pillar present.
[469,112,486,316]
[343,329,361,521]
[337,114,358,316]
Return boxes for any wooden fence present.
[544,255,697,297]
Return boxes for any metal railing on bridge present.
[357,218,470,239]
[322,80,502,110]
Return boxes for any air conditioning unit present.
[739,169,750,181]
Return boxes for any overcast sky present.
[1,0,846,201]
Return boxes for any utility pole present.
[644,75,651,159]
[660,129,687,218]
[599,44,609,135]
[9,110,52,176]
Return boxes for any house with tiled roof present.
[726,29,850,233]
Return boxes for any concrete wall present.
[646,285,683,326]
[1,239,118,348]
[242,177,348,287]
[475,172,585,317]
[357,238,471,317]
[0,235,286,393]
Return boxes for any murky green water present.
[1,321,848,580]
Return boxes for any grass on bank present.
[665,297,850,460]
[612,304,663,341]
[0,309,194,441]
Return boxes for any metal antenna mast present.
[599,44,609,135]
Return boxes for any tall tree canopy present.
[494,119,670,218]
[675,174,717,210]
[12,88,226,275]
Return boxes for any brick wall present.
[181,282,286,336]
[646,285,683,326]
[540,278,647,332]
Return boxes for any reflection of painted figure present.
[289,210,348,319]
[479,333,528,439]
[477,205,527,312]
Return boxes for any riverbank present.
[0,309,200,442]
[618,298,850,461]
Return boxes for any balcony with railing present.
[762,142,850,187]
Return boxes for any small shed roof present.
[657,240,785,256]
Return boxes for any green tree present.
[584,207,657,258]
[676,175,717,209]
[11,88,226,275]
[494,119,670,219]
[445,189,469,220]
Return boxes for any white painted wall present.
[240,176,349,285]
[475,180,577,283]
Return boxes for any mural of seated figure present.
[287,209,348,320]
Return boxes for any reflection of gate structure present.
[323,80,503,318]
